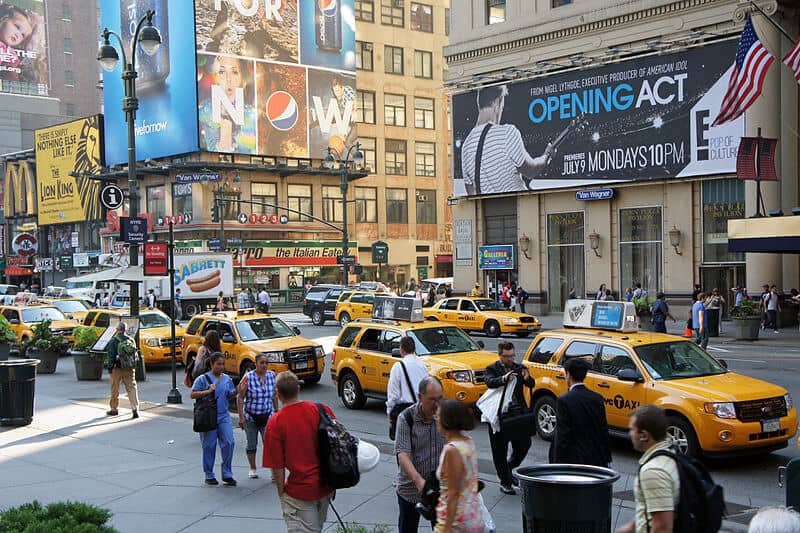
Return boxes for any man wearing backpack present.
[106,322,140,419]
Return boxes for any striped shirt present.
[243,369,276,422]
[394,404,446,503]
[635,441,680,533]
[461,123,528,194]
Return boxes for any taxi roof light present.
[562,299,638,333]
[237,308,256,315]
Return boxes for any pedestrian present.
[624,287,633,302]
[651,292,676,334]
[105,322,140,419]
[733,285,746,310]
[691,283,702,302]
[759,284,771,329]
[94,292,102,308]
[216,290,226,311]
[518,286,529,313]
[485,341,535,495]
[264,371,335,533]
[748,506,800,533]
[174,288,183,321]
[427,285,437,308]
[146,288,157,309]
[615,405,679,533]
[192,330,221,380]
[247,288,256,308]
[501,282,511,309]
[632,282,644,301]
[692,292,708,349]
[435,399,483,532]
[190,352,238,486]
[765,285,781,333]
[568,287,577,300]
[470,283,482,297]
[395,376,445,533]
[445,284,453,298]
[102,292,111,307]
[258,286,271,314]
[705,288,725,334]
[387,336,429,440]
[605,289,612,300]
[237,288,249,310]
[237,353,277,479]
[510,286,518,312]
[550,358,611,467]
[596,284,606,300]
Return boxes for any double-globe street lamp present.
[323,143,364,283]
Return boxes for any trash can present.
[515,464,620,533]
[0,358,40,426]
[135,351,146,382]
[706,308,720,337]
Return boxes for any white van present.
[64,279,115,301]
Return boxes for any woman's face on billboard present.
[216,57,243,98]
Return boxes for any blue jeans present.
[694,328,709,349]
[201,420,234,480]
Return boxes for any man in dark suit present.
[550,358,612,467]
[485,341,535,495]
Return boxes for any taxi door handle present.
[556,375,565,380]
[381,360,389,365]
[354,355,362,360]
[597,383,611,389]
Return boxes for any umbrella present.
[65,266,168,284]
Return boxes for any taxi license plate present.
[295,361,308,370]
[761,418,780,433]
[527,326,534,330]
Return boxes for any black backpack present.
[640,449,725,533]
[316,403,360,489]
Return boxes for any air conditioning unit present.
[417,194,428,202]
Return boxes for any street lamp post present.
[98,10,162,369]
[324,143,364,284]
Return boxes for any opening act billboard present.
[0,0,49,93]
[452,40,744,197]
[194,0,356,159]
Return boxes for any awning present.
[435,255,453,264]
[65,266,168,283]
[5,266,33,276]
[728,216,800,253]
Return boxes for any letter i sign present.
[101,184,125,210]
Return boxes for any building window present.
[702,179,745,263]
[287,184,312,221]
[386,188,408,224]
[416,190,436,224]
[251,182,277,215]
[415,142,435,176]
[385,139,406,175]
[487,0,505,24]
[65,70,74,86]
[172,183,193,219]
[552,0,573,6]
[410,3,433,32]
[356,41,373,71]
[218,192,240,220]
[62,3,71,19]
[65,103,76,116]
[384,94,406,127]
[619,207,663,294]
[414,97,434,129]
[355,0,374,21]
[322,185,343,223]
[359,137,377,173]
[147,185,166,217]
[385,45,404,75]
[547,212,585,312]
[63,37,72,53]
[414,50,432,79]
[381,0,404,27]
[354,90,376,124]
[445,8,450,35]
[355,187,378,223]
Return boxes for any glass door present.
[701,265,745,320]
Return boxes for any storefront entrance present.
[700,265,745,319]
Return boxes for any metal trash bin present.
[0,359,40,426]
[706,308,720,337]
[515,464,620,533]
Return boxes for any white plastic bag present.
[476,375,516,433]
[477,493,496,533]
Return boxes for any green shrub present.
[334,524,391,533]
[0,500,118,532]
[0,315,15,344]
[731,298,760,318]
[21,319,69,357]
[71,326,102,352]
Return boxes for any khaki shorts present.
[279,492,330,533]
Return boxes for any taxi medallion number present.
[762,419,780,433]
[295,361,308,369]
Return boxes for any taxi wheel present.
[484,320,501,338]
[534,396,557,441]
[666,415,700,457]
[312,310,325,326]
[304,376,321,385]
[240,359,255,377]
[339,313,351,328]
[339,372,367,409]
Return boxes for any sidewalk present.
[0,367,758,533]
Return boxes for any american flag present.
[783,37,800,83]
[736,136,778,181]
[713,18,775,126]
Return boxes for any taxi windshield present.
[635,341,727,380]
[53,300,89,313]
[237,318,295,341]
[408,326,480,355]
[139,313,171,329]
[473,299,502,311]
[21,307,67,323]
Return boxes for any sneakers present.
[132,410,139,419]
[223,477,238,486]
[511,477,520,487]
[106,409,118,416]
[205,478,219,486]
[248,469,259,479]
[500,484,516,495]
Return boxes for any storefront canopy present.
[65,266,167,284]
[727,216,800,254]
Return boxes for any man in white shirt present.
[386,336,429,440]
[258,288,271,314]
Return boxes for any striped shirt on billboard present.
[461,123,528,194]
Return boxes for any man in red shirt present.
[264,371,334,532]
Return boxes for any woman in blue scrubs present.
[191,352,238,486]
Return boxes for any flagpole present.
[748,0,795,45]
[755,127,764,218]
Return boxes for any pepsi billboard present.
[194,0,356,159]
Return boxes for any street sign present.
[144,243,168,276]
[12,233,37,256]
[371,241,389,264]
[279,214,289,224]
[59,255,74,270]
[36,258,53,272]
[337,255,356,265]
[208,238,221,251]
[120,217,148,244]
[100,184,125,210]
[576,188,614,201]
[238,212,248,224]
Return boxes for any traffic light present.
[211,203,219,223]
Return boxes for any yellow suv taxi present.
[335,290,377,328]
[82,308,185,366]
[182,309,325,383]
[0,305,77,346]
[424,297,541,338]
[39,298,92,323]
[523,299,797,457]
[331,296,499,409]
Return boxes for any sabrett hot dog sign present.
[175,258,227,286]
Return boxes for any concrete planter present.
[27,347,60,374]
[71,351,104,381]
[733,316,761,341]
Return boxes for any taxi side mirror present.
[391,348,402,358]
[292,326,301,335]
[718,358,728,369]
[476,340,485,349]
[617,368,644,383]
[221,334,236,343]
[9,319,19,325]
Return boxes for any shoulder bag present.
[389,361,416,440]
[193,374,218,433]
[497,373,536,439]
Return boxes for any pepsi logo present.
[266,91,299,131]
[319,0,337,16]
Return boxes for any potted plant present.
[731,298,761,340]
[23,319,69,374]
[633,296,656,331]
[0,315,16,361]
[70,326,103,381]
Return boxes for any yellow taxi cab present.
[334,290,377,328]
[523,299,797,457]
[39,297,92,323]
[182,309,325,383]
[0,304,77,345]
[82,308,185,366]
[423,296,541,338]
[331,296,499,409]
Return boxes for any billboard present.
[194,0,356,159]
[34,115,105,225]
[452,40,745,197]
[100,0,199,165]
[0,0,49,93]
